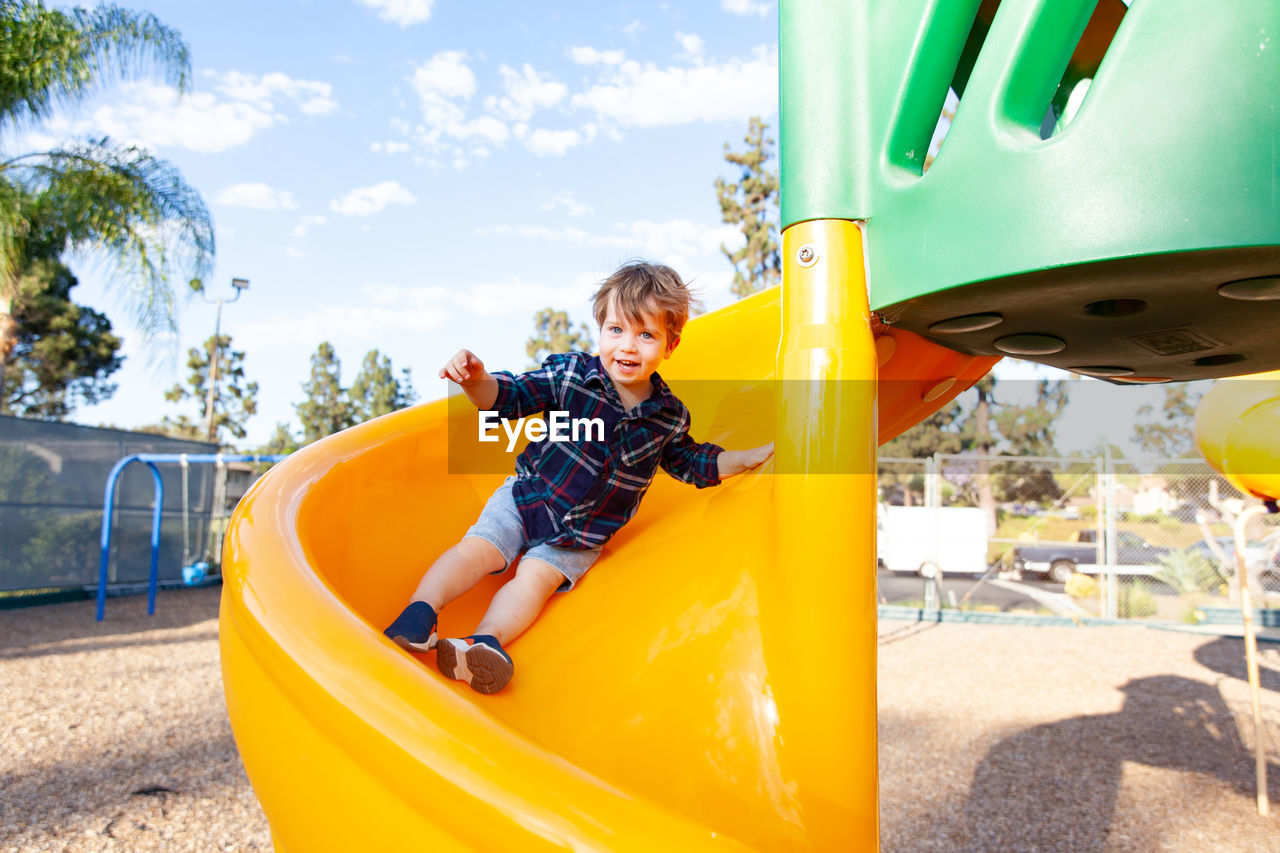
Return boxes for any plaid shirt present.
[489,352,723,550]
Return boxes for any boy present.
[384,261,773,693]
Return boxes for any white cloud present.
[371,140,411,155]
[722,0,771,16]
[356,0,433,27]
[79,81,274,153]
[486,64,567,121]
[364,279,596,319]
[567,46,625,66]
[54,70,338,154]
[523,126,592,157]
[676,32,705,58]
[479,218,742,270]
[483,224,596,244]
[408,52,511,151]
[411,51,476,101]
[291,214,328,238]
[330,181,418,216]
[213,71,338,116]
[572,47,778,127]
[284,246,304,259]
[237,298,449,355]
[538,191,593,216]
[214,182,297,211]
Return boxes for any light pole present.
[201,277,249,442]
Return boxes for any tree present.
[349,349,417,423]
[163,333,258,444]
[2,253,122,418]
[526,307,592,368]
[1133,384,1201,459]
[0,1,214,391]
[715,116,780,298]
[880,407,964,506]
[296,341,352,444]
[882,372,1069,533]
[259,421,299,457]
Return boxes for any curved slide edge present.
[221,283,997,850]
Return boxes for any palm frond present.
[0,1,190,131]
[5,136,213,349]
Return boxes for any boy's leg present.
[436,558,564,693]
[473,557,566,646]
[410,536,508,613]
[384,536,507,651]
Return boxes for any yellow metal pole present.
[771,219,880,847]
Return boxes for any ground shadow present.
[1193,635,1280,693]
[0,586,222,656]
[962,674,1278,851]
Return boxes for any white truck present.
[877,505,990,578]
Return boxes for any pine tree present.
[349,349,417,423]
[259,422,299,457]
[883,371,1069,534]
[2,255,122,417]
[715,116,780,298]
[296,341,352,444]
[526,307,593,368]
[1133,384,1201,459]
[163,333,258,444]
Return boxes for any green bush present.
[1155,550,1222,595]
[1079,505,1097,520]
[1118,580,1159,619]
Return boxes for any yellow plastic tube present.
[1194,370,1280,502]
[220,224,998,850]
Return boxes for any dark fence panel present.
[0,416,217,592]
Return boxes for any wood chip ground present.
[2,588,1276,851]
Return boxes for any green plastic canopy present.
[781,0,1280,380]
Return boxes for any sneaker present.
[436,635,513,694]
[384,601,438,651]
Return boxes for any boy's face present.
[598,297,676,393]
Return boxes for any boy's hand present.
[740,441,774,471]
[717,441,774,479]
[440,349,487,385]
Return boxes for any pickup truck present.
[1011,529,1171,584]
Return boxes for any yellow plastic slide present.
[220,223,998,850]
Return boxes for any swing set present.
[95,452,287,621]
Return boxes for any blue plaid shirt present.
[489,352,723,550]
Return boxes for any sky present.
[12,0,1174,455]
[10,0,776,446]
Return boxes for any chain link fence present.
[878,453,1280,623]
[0,415,217,593]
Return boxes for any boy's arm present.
[440,349,563,417]
[439,349,498,410]
[716,442,774,479]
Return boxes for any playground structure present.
[219,1,1280,849]
[96,453,285,621]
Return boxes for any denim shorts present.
[464,476,601,590]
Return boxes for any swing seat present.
[182,562,208,586]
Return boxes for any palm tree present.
[0,1,215,405]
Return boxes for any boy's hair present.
[591,260,699,342]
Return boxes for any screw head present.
[797,245,817,267]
